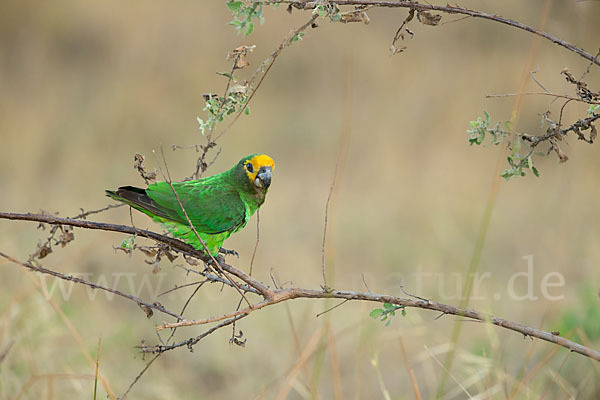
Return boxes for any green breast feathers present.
[106,154,275,256]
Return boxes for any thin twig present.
[424,345,473,399]
[321,165,337,290]
[141,314,247,353]
[0,251,184,320]
[119,354,161,399]
[529,67,550,93]
[486,91,599,104]
[316,299,349,317]
[165,280,208,344]
[249,211,260,276]
[214,13,319,141]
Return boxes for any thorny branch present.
[271,1,600,67]
[1,211,599,363]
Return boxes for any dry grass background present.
[1,0,600,398]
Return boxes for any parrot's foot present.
[219,247,239,258]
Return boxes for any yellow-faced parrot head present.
[241,154,275,190]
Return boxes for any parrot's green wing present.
[146,181,247,235]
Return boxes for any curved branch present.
[1,211,599,362]
[274,1,600,67]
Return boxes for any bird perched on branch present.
[106,154,274,257]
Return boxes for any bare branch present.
[2,211,599,362]
[140,314,247,354]
[119,353,161,400]
[267,1,600,67]
[0,251,184,320]
[486,91,600,104]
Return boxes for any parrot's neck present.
[239,188,266,217]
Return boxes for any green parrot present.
[106,154,275,256]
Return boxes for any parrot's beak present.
[255,166,272,189]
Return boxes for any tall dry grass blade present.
[93,337,101,400]
[20,271,117,399]
[398,335,422,400]
[327,325,343,400]
[539,351,572,400]
[285,303,320,398]
[370,352,391,400]
[276,326,324,400]
[426,345,473,399]
[436,0,555,396]
[509,345,560,399]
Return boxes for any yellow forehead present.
[248,154,275,171]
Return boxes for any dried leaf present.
[591,124,597,142]
[417,10,442,26]
[184,255,200,266]
[340,10,370,24]
[551,140,569,163]
[138,246,158,258]
[202,93,218,101]
[58,226,74,247]
[161,247,177,262]
[227,45,256,70]
[228,84,248,95]
[37,244,53,259]
[561,68,599,101]
[390,44,407,55]
[138,303,153,318]
[133,153,157,184]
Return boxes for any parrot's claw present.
[219,247,240,258]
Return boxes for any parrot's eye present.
[245,163,254,173]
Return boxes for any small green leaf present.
[527,156,533,169]
[512,136,521,154]
[292,32,305,42]
[532,166,540,177]
[383,302,396,311]
[501,170,513,181]
[369,309,384,319]
[588,104,600,115]
[243,106,250,115]
[244,22,254,36]
[401,308,407,316]
[226,1,244,13]
[484,110,490,127]
[121,237,135,249]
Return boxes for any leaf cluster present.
[227,1,265,36]
[369,302,406,326]
[468,111,540,180]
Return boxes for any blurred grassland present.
[1,0,600,398]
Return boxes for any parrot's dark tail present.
[105,186,169,219]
